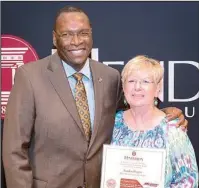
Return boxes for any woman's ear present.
[155,78,163,98]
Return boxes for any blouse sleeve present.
[167,123,198,188]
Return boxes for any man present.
[3,6,186,188]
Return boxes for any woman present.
[111,55,198,187]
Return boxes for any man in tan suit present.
[3,6,186,188]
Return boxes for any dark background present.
[1,2,199,187]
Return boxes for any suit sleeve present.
[3,66,35,188]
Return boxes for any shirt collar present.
[62,58,91,80]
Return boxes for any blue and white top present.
[111,111,198,187]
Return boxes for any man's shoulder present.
[90,59,120,75]
[20,54,52,71]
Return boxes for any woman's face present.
[123,69,160,107]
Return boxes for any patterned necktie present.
[73,73,91,142]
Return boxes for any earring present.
[154,98,158,106]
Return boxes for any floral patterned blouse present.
[111,111,198,187]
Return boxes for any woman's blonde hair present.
[121,55,164,84]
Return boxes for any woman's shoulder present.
[115,110,124,119]
[166,118,188,143]
[167,118,182,133]
[114,110,125,128]
[167,118,179,126]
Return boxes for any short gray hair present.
[121,55,164,85]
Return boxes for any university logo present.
[1,34,39,119]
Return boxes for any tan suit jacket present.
[3,52,122,188]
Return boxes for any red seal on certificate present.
[106,179,116,188]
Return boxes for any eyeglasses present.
[54,29,92,41]
[127,79,154,86]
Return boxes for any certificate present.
[100,145,166,188]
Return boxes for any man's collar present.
[62,58,91,80]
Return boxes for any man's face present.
[53,12,93,70]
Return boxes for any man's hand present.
[162,107,188,130]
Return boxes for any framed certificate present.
[100,145,166,188]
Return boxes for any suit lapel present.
[89,59,103,148]
[46,53,84,134]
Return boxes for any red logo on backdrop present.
[1,34,39,119]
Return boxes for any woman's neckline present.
[121,110,167,133]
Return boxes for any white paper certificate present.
[100,145,166,188]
